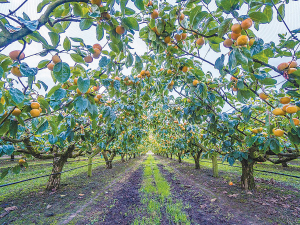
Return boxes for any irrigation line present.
[196,159,300,179]
[0,160,114,188]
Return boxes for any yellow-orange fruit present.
[259,92,268,100]
[236,35,249,46]
[74,78,78,85]
[182,66,188,73]
[282,104,289,112]
[196,37,204,46]
[249,38,255,46]
[39,107,42,113]
[223,39,233,48]
[31,102,40,109]
[292,118,300,126]
[193,80,199,86]
[277,62,289,71]
[93,85,100,91]
[11,66,22,77]
[272,108,285,116]
[230,76,238,81]
[96,94,102,99]
[47,63,55,71]
[116,25,125,35]
[94,97,99,103]
[0,97,5,105]
[140,70,146,76]
[229,181,233,186]
[231,23,242,34]
[231,32,241,40]
[146,0,153,7]
[101,12,111,20]
[286,105,298,114]
[93,43,102,51]
[91,0,102,6]
[288,61,297,68]
[167,69,172,74]
[280,96,291,104]
[175,34,181,42]
[273,129,284,137]
[84,55,93,63]
[76,88,82,95]
[30,109,40,117]
[9,50,25,61]
[146,71,150,77]
[179,13,185,21]
[169,80,174,86]
[93,48,101,59]
[241,18,253,30]
[12,108,21,116]
[115,76,121,81]
[52,55,61,64]
[151,10,159,19]
[19,159,25,165]
[164,36,171,43]
[181,33,187,40]
[288,68,297,74]
[252,128,258,134]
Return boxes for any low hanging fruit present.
[280,96,291,104]
[11,66,22,77]
[151,10,159,19]
[286,105,297,114]
[12,108,21,116]
[231,24,242,34]
[30,109,40,117]
[272,108,285,116]
[292,118,300,126]
[196,37,204,46]
[164,36,171,43]
[84,55,93,63]
[236,35,249,46]
[9,50,25,61]
[52,55,61,64]
[47,63,55,71]
[193,80,199,86]
[31,102,40,109]
[116,25,125,35]
[259,92,268,100]
[277,62,289,71]
[223,39,233,48]
[241,18,253,30]
[273,129,284,137]
[230,32,241,40]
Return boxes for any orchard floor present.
[1,155,300,225]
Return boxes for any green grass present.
[133,155,190,225]
[182,157,300,189]
[0,156,121,200]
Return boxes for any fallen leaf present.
[228,194,239,198]
[60,195,66,197]
[4,206,18,212]
[79,194,84,196]
[210,198,217,202]
[246,191,252,195]
[46,205,52,209]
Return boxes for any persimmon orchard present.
[0,0,300,222]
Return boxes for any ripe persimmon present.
[116,25,125,35]
[259,92,268,100]
[9,50,25,61]
[230,32,241,40]
[12,108,21,116]
[30,109,40,117]
[241,18,253,30]
[193,80,199,86]
[93,48,101,59]
[236,35,249,46]
[47,63,55,71]
[196,37,204,46]
[11,66,22,77]
[164,36,171,43]
[151,10,159,19]
[31,102,40,109]
[231,24,242,34]
[280,97,291,104]
[52,55,61,64]
[277,62,289,71]
[223,39,233,48]
[84,55,93,63]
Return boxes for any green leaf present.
[9,120,18,136]
[148,30,156,41]
[48,32,60,47]
[277,4,285,22]
[79,17,93,31]
[53,62,71,83]
[20,63,38,77]
[260,78,277,85]
[263,5,273,23]
[122,17,139,31]
[99,56,110,67]
[70,53,85,63]
[109,42,120,53]
[37,0,51,13]
[78,77,90,93]
[75,96,88,114]
[249,12,269,24]
[12,165,21,174]
[73,3,82,17]
[1,168,10,180]
[134,0,144,10]
[192,10,208,29]
[218,18,232,38]
[63,37,71,51]
[120,0,128,15]
[96,24,104,41]
[135,54,143,73]
[35,120,49,134]
[37,60,50,69]
[126,51,133,67]
[269,138,281,154]
[9,88,24,104]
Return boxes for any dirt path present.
[60,156,145,224]
[157,156,300,225]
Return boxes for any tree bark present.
[87,155,92,177]
[178,153,182,163]
[166,153,169,158]
[241,159,255,190]
[10,153,15,161]
[192,151,201,169]
[170,153,172,159]
[46,145,75,191]
[212,155,218,177]
[133,153,136,158]
[121,153,125,162]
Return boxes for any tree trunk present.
[193,151,201,169]
[133,153,136,158]
[129,154,132,160]
[170,153,172,159]
[10,153,15,161]
[212,155,218,177]
[166,153,168,158]
[121,154,125,162]
[102,151,111,169]
[87,155,92,177]
[278,155,288,167]
[46,145,74,191]
[241,159,255,190]
[178,153,182,163]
